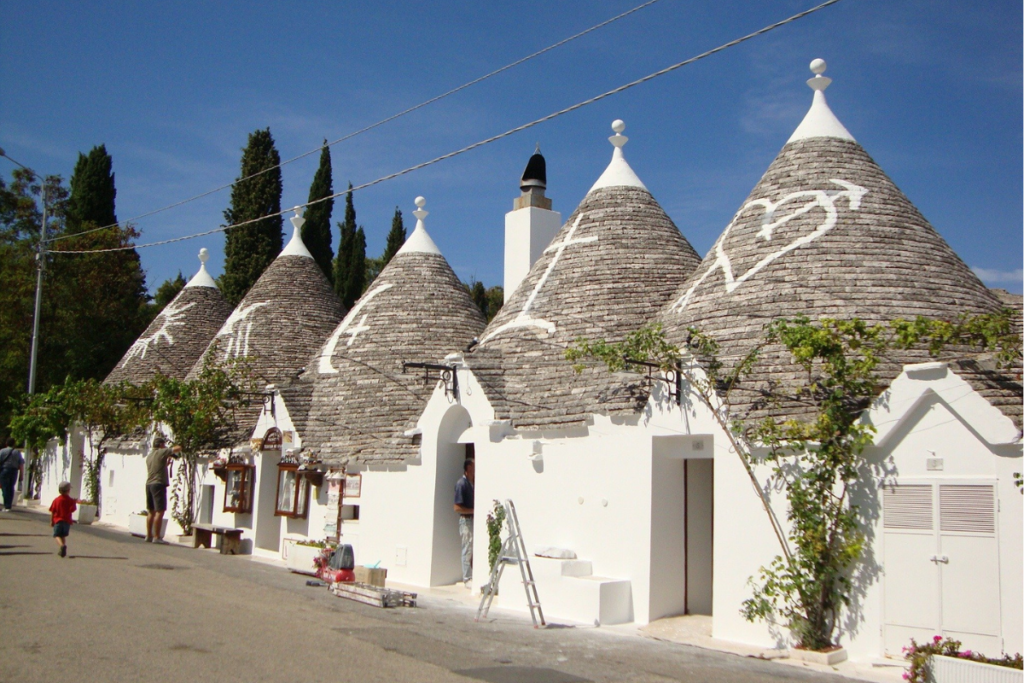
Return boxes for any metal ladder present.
[475,499,545,627]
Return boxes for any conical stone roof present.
[105,249,233,385]
[659,60,1005,423]
[304,198,486,465]
[187,215,345,445]
[467,121,702,429]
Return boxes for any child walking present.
[49,482,77,557]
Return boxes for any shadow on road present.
[0,551,51,556]
[68,555,129,561]
[0,532,48,537]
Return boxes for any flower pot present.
[128,514,167,538]
[789,646,848,666]
[73,504,97,525]
[284,539,321,575]
[931,655,1023,683]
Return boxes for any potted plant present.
[285,538,326,575]
[904,636,1022,683]
[128,510,167,538]
[74,498,97,525]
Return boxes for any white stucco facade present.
[340,356,1021,661]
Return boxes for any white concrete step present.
[497,555,632,626]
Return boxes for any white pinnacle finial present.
[609,119,628,148]
[413,196,428,221]
[396,195,441,256]
[186,247,217,288]
[534,142,541,155]
[289,206,305,231]
[787,57,854,143]
[807,58,831,91]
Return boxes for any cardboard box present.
[354,566,387,587]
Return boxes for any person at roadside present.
[453,458,475,587]
[49,481,77,557]
[0,437,25,511]
[145,436,181,543]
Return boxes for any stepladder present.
[476,499,545,627]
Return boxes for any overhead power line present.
[51,0,842,256]
[45,0,663,245]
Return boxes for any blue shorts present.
[53,521,71,538]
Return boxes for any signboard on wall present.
[344,473,361,499]
[324,476,342,541]
[263,427,282,452]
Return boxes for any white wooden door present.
[883,481,1001,656]
[937,484,1002,653]
[883,483,940,655]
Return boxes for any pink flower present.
[902,673,909,680]
[960,651,972,658]
[933,635,943,643]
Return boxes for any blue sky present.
[2,0,1021,295]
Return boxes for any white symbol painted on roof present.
[670,179,867,312]
[123,301,197,362]
[481,213,598,343]
[217,302,269,359]
[318,283,394,374]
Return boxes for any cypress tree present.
[220,128,283,305]
[381,207,406,267]
[303,141,334,283]
[332,182,356,300]
[56,146,149,380]
[67,145,117,234]
[343,227,366,309]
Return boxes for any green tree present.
[303,141,334,283]
[332,183,356,300]
[220,128,283,305]
[66,145,116,234]
[0,171,68,431]
[465,280,503,322]
[14,146,149,393]
[381,206,406,267]
[151,357,258,534]
[343,227,367,309]
[567,311,1020,651]
[154,272,187,309]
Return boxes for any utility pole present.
[0,148,49,499]
[28,187,47,396]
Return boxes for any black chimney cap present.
[520,143,546,191]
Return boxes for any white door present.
[883,484,940,654]
[937,484,1002,653]
[883,481,1001,656]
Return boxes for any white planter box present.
[128,514,167,538]
[73,504,96,525]
[931,655,1023,683]
[284,540,321,575]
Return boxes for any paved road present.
[0,509,856,683]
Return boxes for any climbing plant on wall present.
[150,356,258,535]
[566,310,1020,651]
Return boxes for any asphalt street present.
[0,509,858,683]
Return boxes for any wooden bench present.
[192,523,243,555]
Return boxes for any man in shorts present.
[145,436,181,543]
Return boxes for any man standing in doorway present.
[145,436,181,543]
[0,438,24,511]
[453,458,475,587]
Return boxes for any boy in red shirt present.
[49,481,77,557]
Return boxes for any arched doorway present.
[430,405,473,585]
